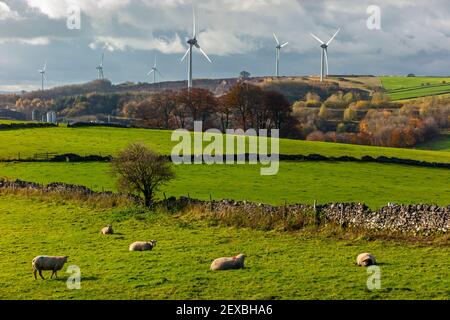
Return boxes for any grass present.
[0,161,449,209]
[381,76,450,100]
[0,126,449,163]
[415,132,450,152]
[0,193,449,300]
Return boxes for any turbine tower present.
[96,53,104,80]
[273,33,289,77]
[147,56,163,84]
[310,28,340,82]
[38,61,47,91]
[181,7,212,89]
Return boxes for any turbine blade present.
[100,54,104,67]
[193,6,196,38]
[154,56,157,68]
[147,69,155,76]
[43,61,47,71]
[197,46,212,63]
[156,69,164,78]
[273,33,280,46]
[310,33,325,45]
[181,47,190,62]
[281,42,289,48]
[326,28,341,46]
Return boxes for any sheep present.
[210,254,246,271]
[32,256,68,280]
[129,240,157,252]
[357,253,377,267]
[101,225,114,235]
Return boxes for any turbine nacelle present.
[187,38,198,46]
[310,28,341,81]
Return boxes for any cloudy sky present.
[1,0,450,91]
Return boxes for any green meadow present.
[416,132,450,152]
[0,126,449,163]
[0,194,449,300]
[0,161,449,209]
[381,76,450,101]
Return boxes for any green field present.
[0,126,449,163]
[0,161,449,209]
[381,76,450,101]
[416,133,450,152]
[0,194,449,300]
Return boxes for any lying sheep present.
[32,256,68,280]
[210,254,246,271]
[357,253,377,267]
[101,225,114,235]
[129,240,157,252]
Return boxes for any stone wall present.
[1,180,448,236]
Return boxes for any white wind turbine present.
[181,7,212,89]
[147,56,163,84]
[273,33,289,77]
[96,53,104,80]
[310,28,340,82]
[38,61,47,91]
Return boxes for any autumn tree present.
[111,143,175,207]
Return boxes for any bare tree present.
[111,143,175,207]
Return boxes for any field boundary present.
[1,153,449,169]
[1,179,448,236]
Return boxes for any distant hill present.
[7,76,374,103]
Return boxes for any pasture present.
[416,132,450,152]
[381,76,450,101]
[0,126,449,164]
[0,161,449,209]
[0,194,449,300]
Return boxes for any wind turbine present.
[147,56,163,84]
[273,33,289,77]
[310,28,340,82]
[96,53,104,80]
[38,61,47,91]
[181,7,212,89]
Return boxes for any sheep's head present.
[362,258,374,267]
[150,240,157,247]
[236,254,246,260]
[63,256,69,263]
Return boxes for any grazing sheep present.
[32,256,68,280]
[129,240,157,252]
[357,253,377,267]
[101,225,114,235]
[210,254,246,271]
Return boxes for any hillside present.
[0,126,448,163]
[381,76,450,101]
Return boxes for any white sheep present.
[129,240,157,252]
[101,225,114,235]
[210,254,246,271]
[357,253,377,267]
[32,256,68,280]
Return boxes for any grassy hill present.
[0,126,449,163]
[381,76,450,101]
[0,194,449,300]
